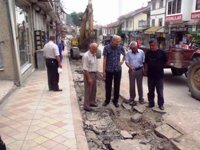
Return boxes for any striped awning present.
[144,26,164,34]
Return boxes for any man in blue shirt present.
[144,39,168,110]
[125,41,145,106]
[102,35,126,108]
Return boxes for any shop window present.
[160,0,163,8]
[168,0,182,15]
[15,4,31,68]
[152,19,155,27]
[152,2,156,10]
[158,18,163,26]
[196,0,200,10]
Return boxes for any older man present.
[102,35,126,108]
[125,41,145,105]
[82,43,98,112]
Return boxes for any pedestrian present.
[82,43,98,112]
[136,39,142,48]
[43,36,62,92]
[144,39,168,110]
[102,35,126,108]
[0,135,6,150]
[125,41,145,106]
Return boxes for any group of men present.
[82,35,168,112]
[42,35,168,112]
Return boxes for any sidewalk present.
[0,50,88,150]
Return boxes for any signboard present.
[191,12,200,19]
[165,15,182,22]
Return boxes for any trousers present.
[105,70,121,104]
[46,59,59,90]
[147,77,164,106]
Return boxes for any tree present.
[70,12,83,27]
[117,24,122,36]
[99,27,102,35]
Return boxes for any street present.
[98,44,200,143]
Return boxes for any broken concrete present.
[155,124,182,139]
[152,107,166,114]
[122,103,132,110]
[110,139,143,150]
[131,113,142,123]
[120,130,132,139]
[133,105,147,113]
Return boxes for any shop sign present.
[165,15,182,22]
[191,12,200,19]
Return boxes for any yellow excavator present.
[70,0,101,59]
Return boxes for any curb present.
[0,85,17,105]
[66,54,89,150]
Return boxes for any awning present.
[188,31,200,34]
[144,26,164,34]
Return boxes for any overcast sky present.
[63,0,149,25]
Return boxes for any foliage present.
[70,12,83,27]
[117,24,122,36]
[99,27,102,35]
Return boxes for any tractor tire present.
[187,57,200,101]
[70,47,80,59]
[96,48,101,59]
[171,68,186,76]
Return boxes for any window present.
[158,18,162,26]
[196,0,200,10]
[126,21,128,28]
[138,20,146,27]
[152,19,155,27]
[160,0,163,8]
[168,0,182,15]
[152,2,156,10]
[129,21,132,28]
[121,22,124,28]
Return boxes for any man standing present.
[144,39,168,110]
[102,35,126,108]
[125,41,145,105]
[82,43,98,112]
[43,36,62,92]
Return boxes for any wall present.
[134,13,147,30]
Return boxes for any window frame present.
[196,0,200,10]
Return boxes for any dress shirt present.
[82,50,98,72]
[43,41,60,59]
[125,49,145,69]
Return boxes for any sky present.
[63,0,149,25]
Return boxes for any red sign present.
[165,15,182,22]
[191,12,200,19]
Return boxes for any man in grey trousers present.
[125,41,145,105]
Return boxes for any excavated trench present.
[69,58,177,150]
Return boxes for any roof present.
[106,21,119,28]
[93,24,102,29]
[144,26,164,34]
[118,6,150,19]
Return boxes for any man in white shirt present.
[82,43,98,112]
[125,41,145,105]
[43,36,62,92]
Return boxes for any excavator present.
[70,0,101,59]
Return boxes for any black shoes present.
[90,104,98,107]
[113,103,119,108]
[53,89,63,92]
[84,108,93,112]
[159,105,164,110]
[102,102,109,107]
[130,101,137,106]
[147,104,155,108]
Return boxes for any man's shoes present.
[147,104,155,108]
[130,101,137,106]
[90,104,98,107]
[84,108,93,112]
[49,89,52,91]
[139,101,144,104]
[113,102,119,108]
[159,105,164,110]
[102,102,109,107]
[53,89,63,92]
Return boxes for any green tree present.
[70,12,83,27]
[117,24,122,36]
[99,27,102,35]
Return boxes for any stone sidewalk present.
[0,50,88,150]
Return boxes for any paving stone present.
[152,107,166,114]
[131,113,142,123]
[110,139,142,150]
[155,124,181,139]
[172,134,200,150]
[122,103,132,110]
[120,130,132,139]
[133,105,146,113]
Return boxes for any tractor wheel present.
[70,47,80,59]
[171,68,186,76]
[96,48,101,59]
[187,57,200,101]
